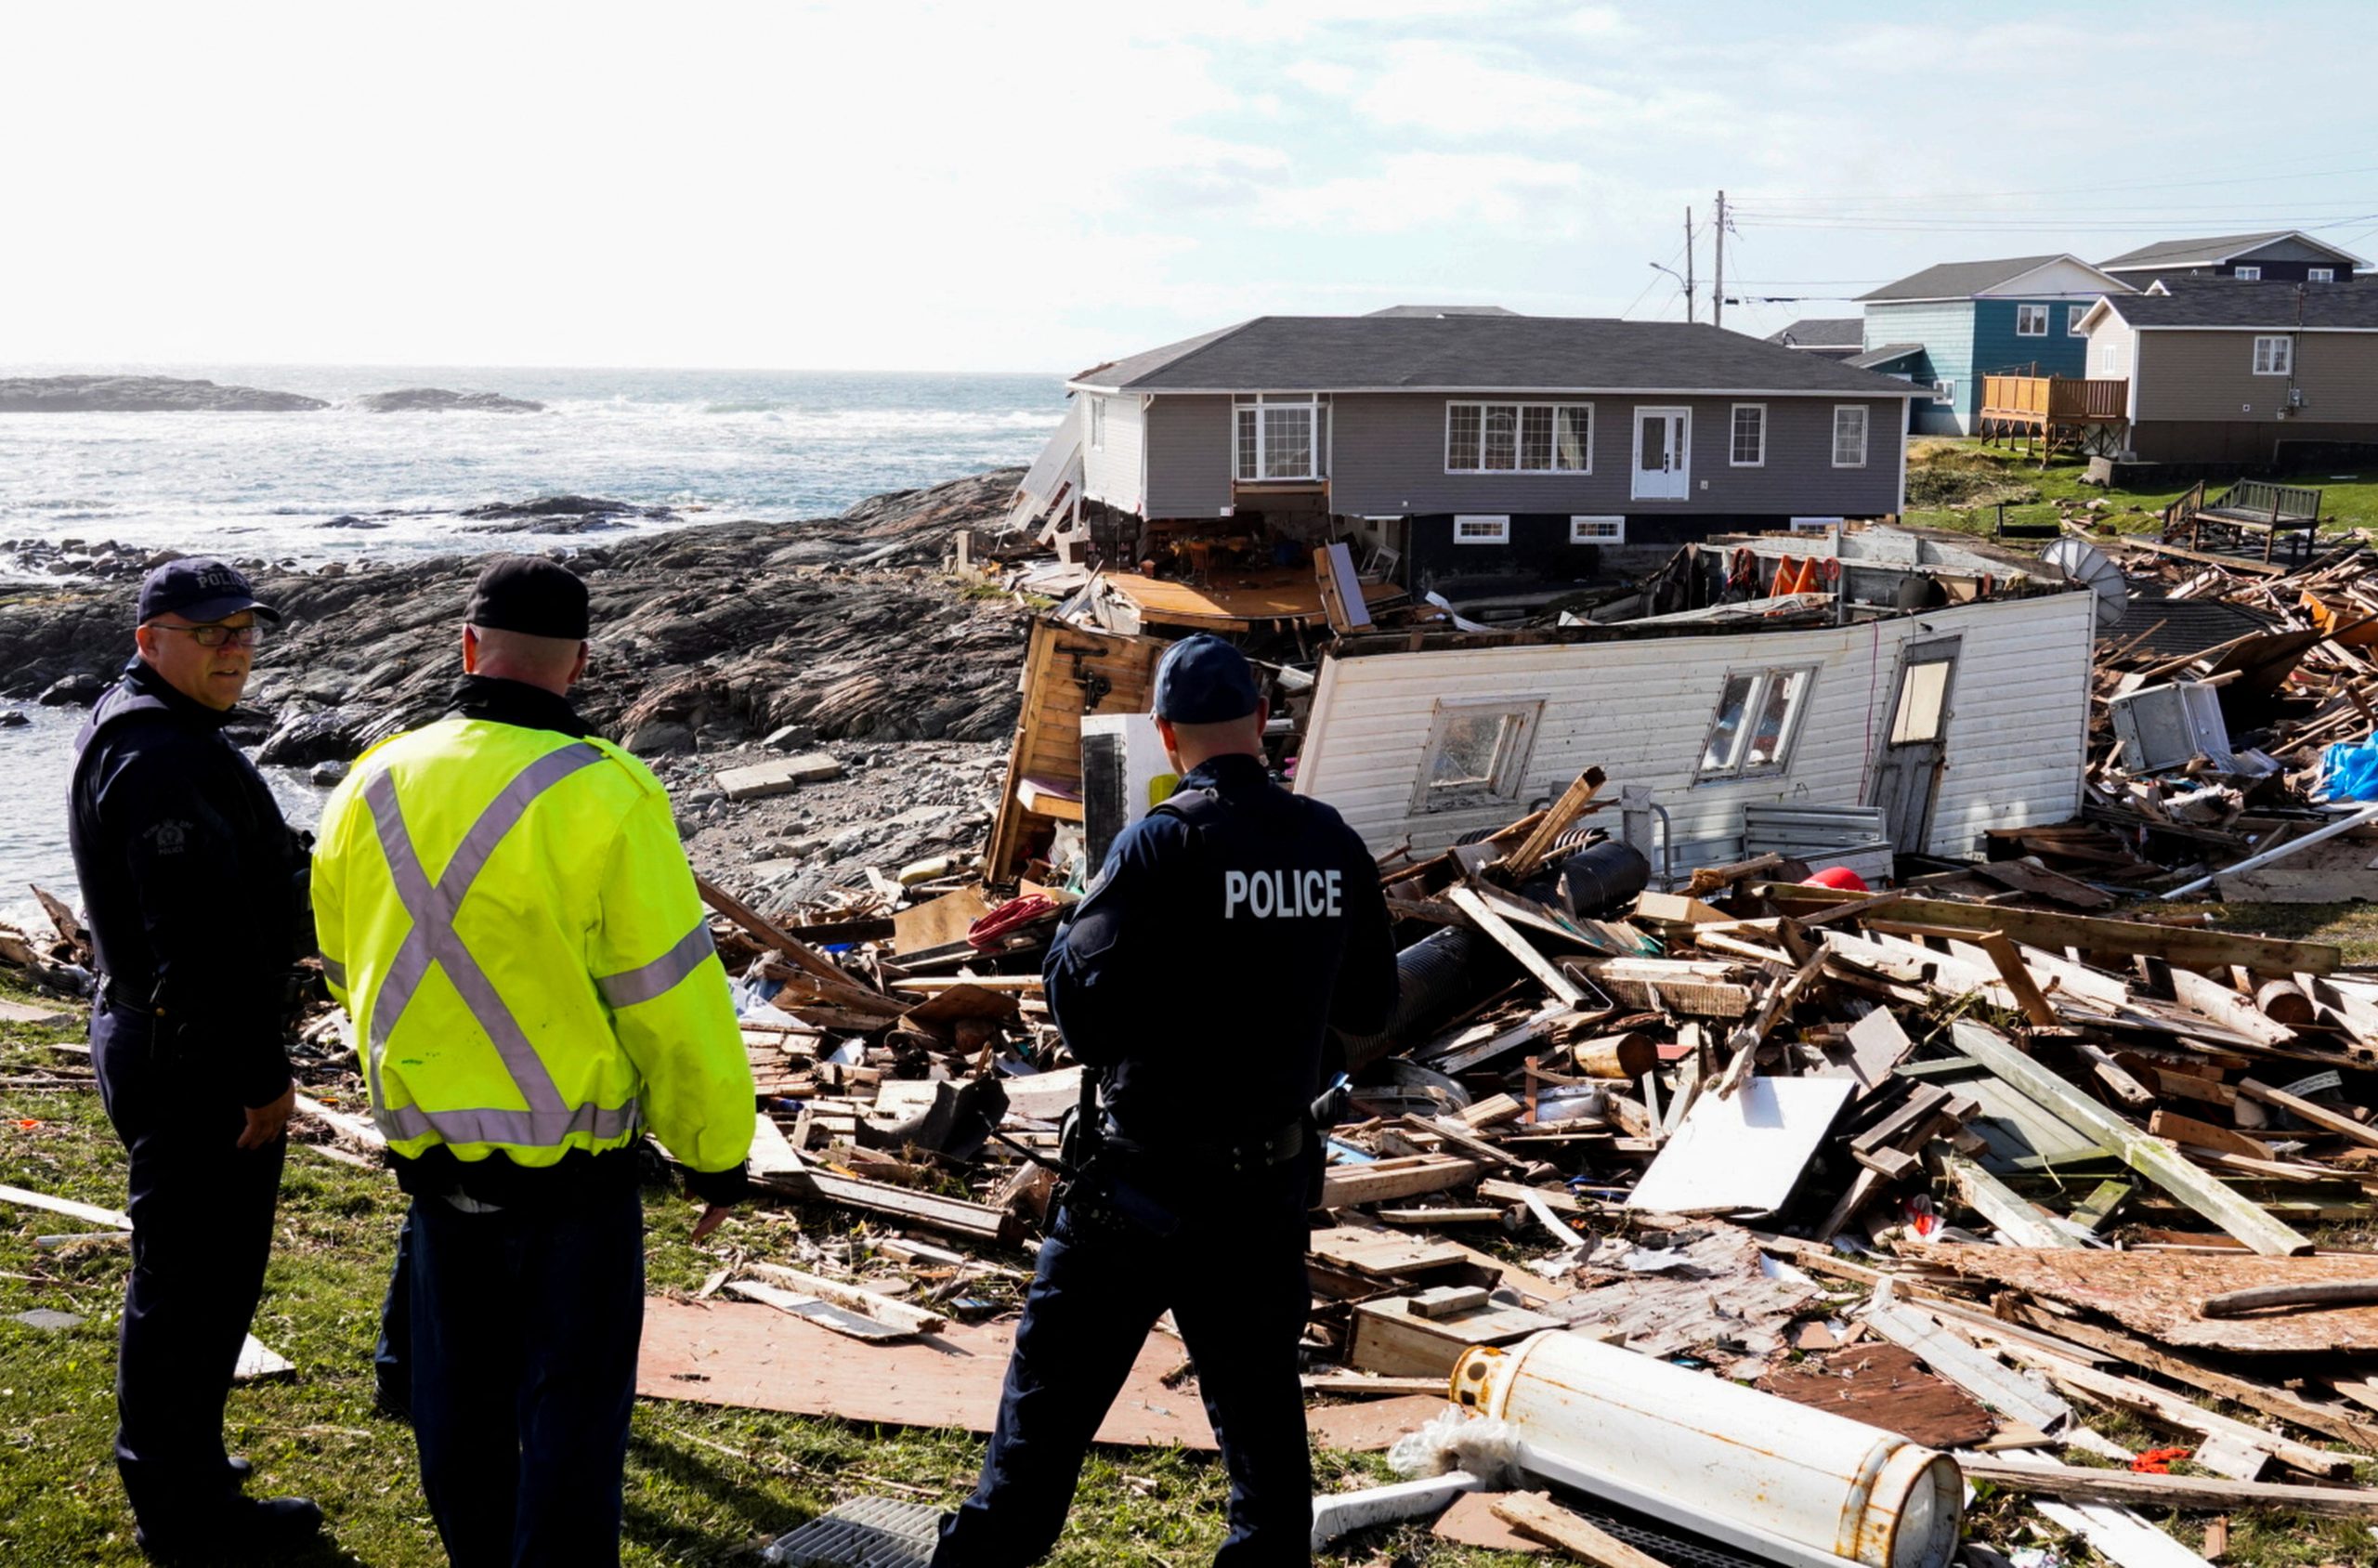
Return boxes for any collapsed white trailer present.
[1292,563,2097,871]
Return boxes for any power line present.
[1736,161,2378,205]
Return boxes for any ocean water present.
[0,365,1065,934]
[0,364,1067,565]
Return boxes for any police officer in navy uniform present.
[934,634,1397,1567]
[70,558,321,1561]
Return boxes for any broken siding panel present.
[1326,393,1905,518]
[1079,394,1145,516]
[1296,594,2091,861]
[1143,394,1233,518]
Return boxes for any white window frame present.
[1088,395,1106,451]
[2233,265,2262,281]
[2015,303,2049,336]
[1444,400,1592,474]
[1452,514,1510,544]
[2310,267,2336,283]
[1413,697,1544,814]
[2067,305,2089,336]
[1831,405,1869,468]
[1232,394,1325,482]
[2253,335,2294,376]
[1789,516,1844,533]
[1694,665,1819,783]
[1931,378,1956,406]
[1569,516,1625,543]
[1728,402,1766,468]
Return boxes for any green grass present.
[1897,438,2378,547]
[3,970,2371,1566]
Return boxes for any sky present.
[9,0,2377,372]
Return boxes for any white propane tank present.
[1453,1332,1962,1568]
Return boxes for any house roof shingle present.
[1859,255,2067,303]
[2098,230,2363,270]
[1365,305,1522,318]
[1846,344,1926,370]
[2103,279,2378,331]
[1767,317,1862,348]
[1069,317,1927,397]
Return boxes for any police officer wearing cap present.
[70,557,323,1560]
[935,634,1397,1567]
[312,555,755,1567]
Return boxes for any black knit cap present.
[467,556,589,640]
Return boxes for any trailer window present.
[1697,666,1817,781]
[1415,698,1543,812]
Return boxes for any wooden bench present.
[2162,479,2323,564]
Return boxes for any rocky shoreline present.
[0,466,1030,904]
[0,374,544,414]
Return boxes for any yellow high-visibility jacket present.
[312,715,753,1174]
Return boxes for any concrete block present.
[715,753,844,801]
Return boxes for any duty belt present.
[1111,1113,1306,1176]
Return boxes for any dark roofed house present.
[1365,304,1522,318]
[2098,231,2367,288]
[1021,312,1919,602]
[1856,254,2134,437]
[2076,280,2378,464]
[1766,318,1863,359]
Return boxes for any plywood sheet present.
[1627,1078,1855,1214]
[639,1300,1435,1452]
[1755,1342,1997,1448]
[1433,1492,1549,1553]
[1308,1225,1472,1278]
[1104,568,1401,629]
[892,886,994,957]
[1930,1248,2378,1353]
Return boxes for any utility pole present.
[1713,189,1727,329]
[1683,206,1696,322]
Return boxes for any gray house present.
[2098,231,2367,289]
[2076,278,2378,464]
[1044,314,1919,598]
[1765,318,1864,359]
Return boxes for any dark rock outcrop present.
[356,388,544,414]
[458,495,680,535]
[0,375,328,412]
[0,468,1032,761]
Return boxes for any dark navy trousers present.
[372,1207,414,1417]
[934,1168,1314,1567]
[91,1003,286,1530]
[407,1183,644,1568]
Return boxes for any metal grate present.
[764,1497,944,1568]
[1545,1485,1772,1568]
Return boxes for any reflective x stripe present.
[362,742,621,1148]
[374,1098,640,1148]
[594,919,716,1009]
[320,956,346,989]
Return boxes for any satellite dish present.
[2042,535,2127,628]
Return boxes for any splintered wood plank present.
[1764,887,2344,974]
[1932,1247,2378,1353]
[1755,1342,1998,1448]
[1492,1493,1671,1568]
[1862,1303,2072,1433]
[1432,1492,1549,1553]
[1962,1455,2378,1519]
[1307,1225,1471,1278]
[0,1183,131,1231]
[1951,1022,2313,1257]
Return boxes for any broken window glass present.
[1700,674,1757,774]
[1418,700,1541,811]
[1745,669,1807,767]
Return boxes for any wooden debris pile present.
[673,760,2378,1558]
[2073,535,2378,899]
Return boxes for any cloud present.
[1250,150,1597,236]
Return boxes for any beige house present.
[2077,279,2378,465]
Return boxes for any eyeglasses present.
[150,622,263,649]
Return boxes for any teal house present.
[1852,255,2133,435]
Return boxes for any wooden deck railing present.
[1979,374,2127,423]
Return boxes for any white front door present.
[1632,407,1691,501]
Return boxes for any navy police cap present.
[468,555,590,640]
[1153,634,1261,725]
[138,557,281,626]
